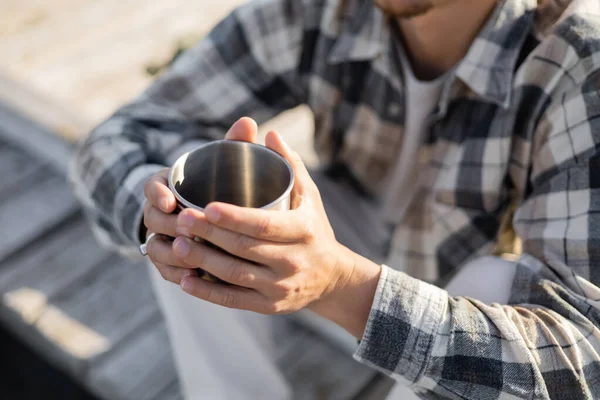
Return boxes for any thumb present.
[265,130,310,183]
[225,117,258,143]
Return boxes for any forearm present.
[70,126,166,255]
[326,253,600,398]
[310,246,383,339]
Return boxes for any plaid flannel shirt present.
[70,0,600,398]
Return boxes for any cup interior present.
[170,141,293,209]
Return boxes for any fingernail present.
[205,206,220,222]
[181,276,194,293]
[173,238,190,257]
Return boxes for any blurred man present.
[71,0,600,398]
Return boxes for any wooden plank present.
[0,212,171,399]
[0,217,117,378]
[0,144,40,178]
[0,304,98,396]
[0,218,108,297]
[151,381,183,400]
[87,321,178,400]
[0,0,244,127]
[0,102,74,174]
[10,253,160,378]
[0,172,79,262]
[49,256,159,364]
[0,161,46,202]
[0,145,45,199]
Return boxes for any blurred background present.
[0,1,390,399]
[0,0,315,148]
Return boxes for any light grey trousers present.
[147,171,393,400]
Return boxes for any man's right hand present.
[142,117,259,284]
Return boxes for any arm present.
[351,70,600,398]
[162,67,600,398]
[69,0,311,257]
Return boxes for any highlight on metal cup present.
[168,140,295,282]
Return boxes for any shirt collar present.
[328,0,538,109]
[454,0,537,109]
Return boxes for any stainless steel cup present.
[168,140,294,282]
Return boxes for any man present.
[70,0,600,398]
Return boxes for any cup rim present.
[167,140,295,211]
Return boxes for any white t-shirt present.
[382,43,446,223]
[382,41,517,303]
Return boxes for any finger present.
[146,235,193,268]
[154,262,197,285]
[144,204,179,237]
[180,275,276,314]
[198,203,309,242]
[177,208,285,256]
[265,130,312,187]
[172,236,275,288]
[224,117,258,143]
[144,169,177,213]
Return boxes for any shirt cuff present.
[114,164,166,246]
[353,265,448,385]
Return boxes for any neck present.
[396,0,498,80]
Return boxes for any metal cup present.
[168,140,294,282]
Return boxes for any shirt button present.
[388,103,401,116]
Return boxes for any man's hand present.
[143,117,259,284]
[173,129,382,335]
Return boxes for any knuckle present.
[203,284,214,302]
[226,263,247,284]
[232,234,252,254]
[257,218,274,238]
[143,178,153,198]
[282,253,301,273]
[263,302,278,315]
[267,302,287,315]
[301,220,316,242]
[273,281,293,298]
[156,265,169,281]
[202,221,214,239]
[143,204,153,223]
[144,176,159,197]
[223,292,239,309]
[146,207,161,232]
[143,202,151,220]
[159,215,171,236]
[188,243,206,266]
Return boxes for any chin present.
[373,0,435,18]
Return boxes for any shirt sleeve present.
[354,70,600,398]
[69,0,312,258]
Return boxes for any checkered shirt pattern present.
[70,0,600,398]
